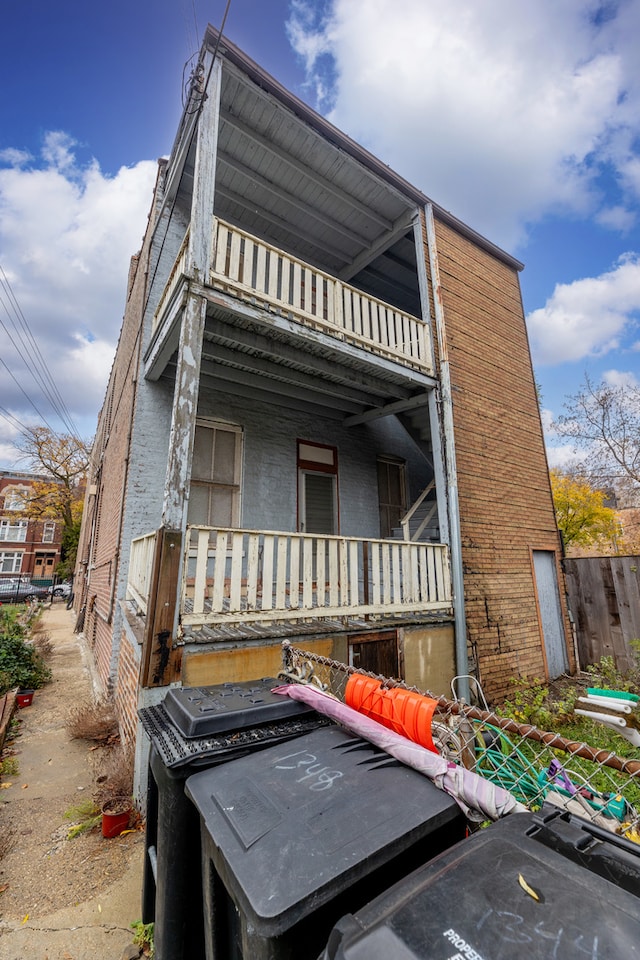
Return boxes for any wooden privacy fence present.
[564,555,640,673]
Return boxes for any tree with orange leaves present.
[16,427,91,577]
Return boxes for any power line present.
[0,356,57,434]
[0,262,84,444]
[0,405,33,442]
[0,264,80,438]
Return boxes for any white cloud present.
[526,254,640,364]
[287,0,640,249]
[602,368,640,389]
[540,409,578,468]
[0,134,157,462]
[545,444,582,471]
[596,205,637,232]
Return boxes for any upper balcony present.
[152,218,434,378]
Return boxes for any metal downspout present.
[424,204,470,701]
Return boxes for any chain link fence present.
[280,643,640,841]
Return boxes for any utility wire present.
[0,263,83,443]
[0,264,81,438]
[0,405,33,441]
[0,356,57,434]
[0,268,80,440]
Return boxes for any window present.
[0,551,23,573]
[3,486,28,511]
[187,420,243,527]
[297,441,338,535]
[42,521,56,543]
[0,520,28,542]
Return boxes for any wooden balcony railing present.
[179,526,451,628]
[152,230,190,333]
[126,531,157,615]
[210,219,433,374]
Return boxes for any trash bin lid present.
[320,809,640,959]
[185,725,462,935]
[162,678,313,738]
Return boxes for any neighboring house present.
[75,28,572,776]
[0,470,63,582]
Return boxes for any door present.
[297,441,338,534]
[33,552,55,581]
[349,631,399,677]
[532,550,569,678]
[377,457,407,538]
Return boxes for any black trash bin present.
[139,678,325,960]
[185,723,466,959]
[319,806,640,959]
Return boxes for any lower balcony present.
[127,526,452,635]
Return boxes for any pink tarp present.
[273,684,526,821]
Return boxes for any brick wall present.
[115,626,141,749]
[74,163,170,726]
[431,215,573,699]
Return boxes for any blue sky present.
[1,0,639,471]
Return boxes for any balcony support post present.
[140,527,183,687]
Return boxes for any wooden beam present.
[200,339,400,406]
[343,392,431,427]
[338,212,417,282]
[140,528,183,688]
[200,286,437,388]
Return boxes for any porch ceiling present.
[156,302,435,421]
[173,42,421,312]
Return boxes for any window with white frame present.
[187,420,243,527]
[0,519,28,542]
[3,487,28,511]
[0,551,23,573]
[42,521,56,543]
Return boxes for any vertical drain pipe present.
[424,204,470,702]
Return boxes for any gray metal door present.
[533,550,568,678]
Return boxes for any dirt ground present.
[0,604,144,960]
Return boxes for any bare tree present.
[554,375,640,493]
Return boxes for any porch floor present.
[178,608,453,645]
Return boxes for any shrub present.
[0,608,51,694]
[94,745,134,807]
[65,697,118,743]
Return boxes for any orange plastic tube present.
[345,673,438,753]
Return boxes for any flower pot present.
[16,689,35,708]
[101,798,131,838]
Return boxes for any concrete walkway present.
[0,604,144,960]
